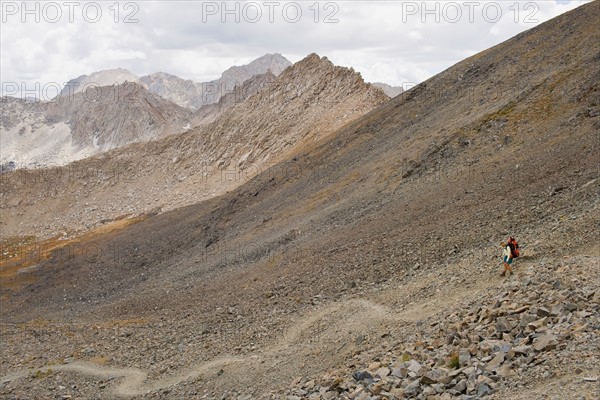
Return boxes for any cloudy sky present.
[0,1,589,98]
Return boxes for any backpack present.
[507,238,520,258]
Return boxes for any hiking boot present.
[500,271,505,277]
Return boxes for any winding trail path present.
[1,265,503,397]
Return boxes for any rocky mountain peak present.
[54,81,191,150]
[188,53,388,173]
[135,53,293,109]
[58,68,140,98]
[293,53,333,69]
[220,53,292,82]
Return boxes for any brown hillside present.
[0,2,598,399]
[0,54,387,240]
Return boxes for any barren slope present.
[0,54,388,239]
[1,2,599,399]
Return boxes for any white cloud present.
[0,0,590,97]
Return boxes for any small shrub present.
[448,353,460,370]
[32,368,53,379]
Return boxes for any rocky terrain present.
[0,97,86,168]
[280,254,599,399]
[0,1,599,399]
[179,52,292,108]
[50,83,192,150]
[191,71,278,127]
[0,54,388,239]
[0,54,293,169]
[1,84,192,168]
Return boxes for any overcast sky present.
[0,1,589,98]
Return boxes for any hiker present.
[500,236,519,276]
[500,242,513,276]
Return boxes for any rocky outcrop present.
[49,82,192,150]
[190,71,277,127]
[191,53,388,170]
[202,52,292,106]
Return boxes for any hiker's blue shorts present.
[504,256,513,264]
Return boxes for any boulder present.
[404,380,421,397]
[495,317,515,333]
[375,367,390,377]
[485,351,506,372]
[459,349,471,366]
[533,334,558,352]
[454,379,467,393]
[352,370,373,382]
[407,360,423,375]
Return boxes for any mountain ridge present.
[0,54,297,168]
[55,53,293,110]
[0,53,389,238]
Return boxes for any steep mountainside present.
[49,82,192,150]
[0,54,388,238]
[1,3,598,399]
[1,83,192,167]
[0,97,91,168]
[0,97,48,132]
[193,54,387,170]
[1,54,293,169]
[190,71,277,127]
[139,72,204,110]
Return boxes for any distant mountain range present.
[0,53,392,170]
[372,82,404,98]
[57,53,292,110]
[1,53,389,238]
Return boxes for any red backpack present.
[508,237,520,258]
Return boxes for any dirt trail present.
[0,263,503,398]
